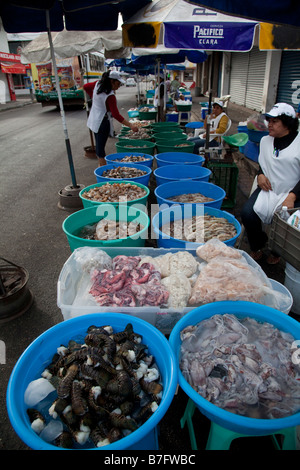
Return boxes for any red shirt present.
[83,81,125,124]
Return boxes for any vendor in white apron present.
[86,71,138,166]
[188,100,229,154]
[241,103,300,264]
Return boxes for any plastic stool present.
[180,398,297,450]
[179,111,191,124]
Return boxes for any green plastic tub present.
[138,105,157,121]
[155,141,195,153]
[153,130,184,139]
[116,139,156,155]
[62,205,150,251]
[155,134,188,144]
[151,122,180,132]
[79,180,150,209]
[176,103,192,111]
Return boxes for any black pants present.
[241,187,268,252]
[94,116,110,159]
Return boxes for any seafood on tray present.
[180,313,300,419]
[119,129,151,140]
[168,193,214,204]
[101,166,147,179]
[73,240,289,310]
[114,155,151,163]
[82,182,147,203]
[25,323,163,448]
[160,215,237,243]
[88,251,199,309]
[78,220,144,241]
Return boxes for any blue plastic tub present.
[94,162,151,186]
[104,152,154,168]
[7,313,178,450]
[152,205,241,249]
[247,129,269,143]
[243,140,259,162]
[62,204,150,251]
[155,152,205,167]
[154,164,211,186]
[154,181,226,209]
[79,181,150,209]
[169,301,300,436]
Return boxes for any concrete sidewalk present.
[0,96,36,112]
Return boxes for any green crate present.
[206,161,239,209]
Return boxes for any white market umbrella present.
[20,28,124,188]
[20,30,124,63]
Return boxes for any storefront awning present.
[0,62,26,74]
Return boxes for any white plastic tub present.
[57,247,291,333]
[284,262,300,315]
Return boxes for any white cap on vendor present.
[265,102,296,118]
[109,71,125,84]
[213,100,224,108]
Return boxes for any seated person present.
[189,101,229,154]
[241,102,300,264]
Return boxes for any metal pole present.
[205,53,214,150]
[46,10,78,188]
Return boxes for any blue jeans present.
[188,136,219,154]
[94,115,110,159]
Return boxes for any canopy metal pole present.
[205,53,214,150]
[163,65,167,114]
[46,10,78,188]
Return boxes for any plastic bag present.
[73,247,112,273]
[190,240,290,310]
[247,112,268,131]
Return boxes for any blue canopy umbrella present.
[123,0,257,51]
[0,0,152,192]
[184,0,300,28]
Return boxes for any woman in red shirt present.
[84,71,138,165]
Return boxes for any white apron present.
[87,84,114,136]
[209,112,226,142]
[254,133,300,224]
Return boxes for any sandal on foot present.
[266,254,281,265]
[250,250,263,261]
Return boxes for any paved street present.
[0,86,296,452]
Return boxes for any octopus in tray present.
[89,255,170,308]
[180,314,300,419]
[26,323,163,448]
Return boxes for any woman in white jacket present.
[86,71,138,165]
[241,103,300,264]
